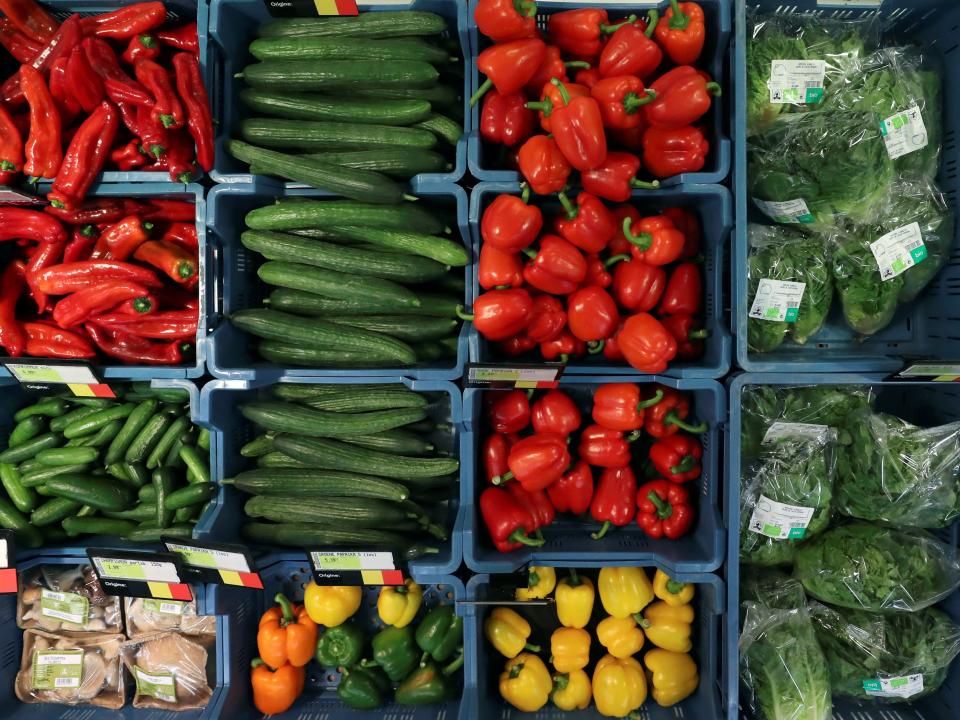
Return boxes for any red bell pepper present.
[46,197,149,226]
[506,482,555,531]
[654,0,706,66]
[591,383,664,432]
[157,23,198,53]
[80,2,166,40]
[1,14,81,107]
[0,261,26,356]
[53,280,154,328]
[481,91,536,148]
[581,152,659,203]
[62,225,98,264]
[34,260,162,294]
[517,135,571,195]
[646,66,720,130]
[480,486,545,553]
[617,313,677,374]
[0,17,42,63]
[481,189,542,253]
[650,434,702,483]
[525,294,566,343]
[583,254,624,290]
[548,9,636,58]
[479,244,523,290]
[567,286,618,344]
[489,389,532,434]
[623,215,685,266]
[25,238,64,312]
[662,207,702,258]
[49,101,119,210]
[591,76,656,130]
[122,33,159,64]
[498,333,537,357]
[526,80,589,134]
[133,239,197,283]
[471,38,547,107]
[66,44,104,113]
[599,12,662,79]
[590,465,637,539]
[498,433,570,490]
[613,259,666,312]
[20,65,61,180]
[24,321,95,359]
[642,125,708,178]
[92,215,154,261]
[636,479,694,539]
[484,433,514,484]
[548,461,593,515]
[540,328,584,362]
[173,51,215,172]
[135,58,185,129]
[474,0,538,43]
[82,37,153,107]
[0,208,67,244]
[548,79,607,172]
[660,262,702,315]
[88,310,198,341]
[554,192,616,254]
[573,67,601,89]
[525,45,590,96]
[83,323,185,365]
[661,314,708,360]
[110,139,148,171]
[578,424,637,469]
[644,387,707,437]
[522,235,586,295]
[531,390,581,437]
[0,104,23,181]
[461,288,533,341]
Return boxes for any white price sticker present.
[768,60,826,104]
[749,495,816,540]
[863,674,924,699]
[763,422,832,444]
[753,198,815,224]
[870,222,926,281]
[880,105,928,159]
[749,280,806,323]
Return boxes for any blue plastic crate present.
[212,553,469,720]
[467,182,732,378]
[0,553,234,719]
[197,376,465,577]
[727,373,960,720]
[463,376,726,574]
[0,182,209,380]
[207,0,469,186]
[466,0,731,186]
[465,568,728,720]
[204,177,470,381]
[733,0,960,372]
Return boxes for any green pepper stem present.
[360,659,379,668]
[523,642,540,653]
[564,60,591,70]
[80,224,97,237]
[670,454,697,475]
[558,353,569,363]
[623,217,653,251]
[599,15,637,34]
[557,191,578,219]
[419,651,431,668]
[630,179,660,190]
[251,658,268,670]
[516,0,537,18]
[524,99,553,114]
[454,305,473,321]
[568,568,580,587]
[528,570,540,588]
[626,429,642,443]
[0,160,14,171]
[160,113,176,128]
[648,490,673,520]
[666,579,687,595]
[509,663,525,679]
[637,389,664,410]
[668,0,690,30]
[470,77,493,107]
[605,254,630,268]
[553,672,570,691]
[645,9,660,37]
[688,329,710,340]
[443,650,465,675]
[522,247,538,259]
[274,593,296,625]
[587,340,605,354]
[636,615,651,629]
[492,470,513,485]
[591,521,612,540]
[508,527,544,547]
[706,82,722,97]
[550,78,571,105]
[665,410,708,434]
[623,89,657,112]
[520,185,531,204]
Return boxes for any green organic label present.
[135,666,177,703]
[40,590,89,625]
[788,527,807,540]
[796,213,815,224]
[863,679,882,692]
[143,599,186,616]
[911,246,928,263]
[762,523,781,536]
[32,650,84,690]
[784,307,799,323]
[805,87,824,103]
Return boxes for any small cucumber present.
[125,523,193,542]
[8,416,47,446]
[64,403,135,439]
[125,384,191,404]
[106,399,158,465]
[165,483,215,510]
[14,398,68,422]
[49,405,102,433]
[123,463,151,488]
[35,447,99,467]
[62,516,137,538]
[153,468,177,528]
[31,497,83,526]
[105,503,158,521]
[0,432,63,464]
[86,420,123,448]
[146,415,192,469]
[44,475,136,511]
[0,463,37,512]
[178,446,210,485]
[0,495,43,548]
[125,412,174,464]
[197,428,210,451]
[21,463,93,488]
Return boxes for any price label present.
[135,667,178,703]
[753,198,815,224]
[33,650,84,690]
[870,222,926,281]
[863,674,924,699]
[88,550,192,601]
[3,359,114,398]
[0,531,16,594]
[749,280,806,323]
[880,105,928,160]
[895,363,960,382]
[164,539,263,589]
[749,495,816,540]
[466,363,564,389]
[264,0,359,17]
[308,550,403,586]
[768,60,825,104]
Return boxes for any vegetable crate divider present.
[206,0,469,186]
[726,373,960,720]
[0,554,229,719]
[203,177,471,381]
[462,376,726,574]
[196,376,465,577]
[467,181,733,379]
[464,569,727,720]
[211,553,469,720]
[733,0,960,373]
[0,182,210,381]
[466,0,732,186]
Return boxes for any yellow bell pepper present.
[598,567,654,618]
[550,627,590,673]
[499,652,552,712]
[376,579,422,628]
[555,570,595,629]
[644,648,699,707]
[484,607,540,658]
[653,569,695,606]
[303,583,362,627]
[641,600,694,653]
[592,654,648,718]
[516,566,557,601]
[596,615,645,659]
[551,668,592,710]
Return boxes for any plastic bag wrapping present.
[14,630,125,708]
[124,597,217,638]
[747,224,834,352]
[17,565,122,635]
[746,11,876,135]
[836,409,960,528]
[810,602,960,703]
[740,426,837,567]
[793,522,960,612]
[120,631,215,711]
[832,177,953,335]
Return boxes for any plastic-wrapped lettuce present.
[836,408,960,528]
[794,523,960,612]
[747,224,833,353]
[832,177,953,335]
[741,425,837,567]
[810,602,960,703]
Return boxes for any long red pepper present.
[25,239,64,313]
[136,102,171,159]
[84,323,185,365]
[157,23,199,54]
[173,51,215,172]
[0,104,23,182]
[83,37,153,106]
[163,128,197,184]
[135,58,185,129]
[590,466,637,539]
[88,310,197,341]
[1,14,81,107]
[34,260,163,294]
[123,33,159,64]
[0,0,57,43]
[80,2,166,40]
[93,215,154,260]
[66,44,105,113]
[62,225,98,263]
[110,139,148,171]
[46,197,149,225]
[20,65,61,179]
[0,261,27,356]
[160,222,199,252]
[0,18,42,63]
[49,101,119,210]
[25,321,95,359]
[0,207,66,244]
[141,199,195,222]
[53,281,154,328]
[48,56,80,122]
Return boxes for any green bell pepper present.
[368,625,420,682]
[395,652,465,706]
[337,664,389,710]
[415,605,463,663]
[316,621,365,668]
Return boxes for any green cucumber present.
[179,446,209,485]
[138,485,157,503]
[105,503,158,521]
[240,89,431,125]
[240,401,425,437]
[240,60,438,91]
[125,384,190,404]
[123,462,151,488]
[174,505,196,523]
[356,84,460,111]
[146,415,192,469]
[14,398,67,422]
[325,315,458,342]
[257,261,421,309]
[341,429,435,456]
[197,428,209,451]
[153,468,177,528]
[242,522,437,558]
[249,36,451,64]
[85,420,123,448]
[0,496,43,547]
[165,483,215,511]
[256,452,307,469]
[0,432,63,464]
[8,416,47,446]
[272,383,426,410]
[273,434,458,479]
[245,199,445,234]
[125,523,193,542]
[106,399,158,464]
[0,463,37,512]
[66,397,113,408]
[35,447,99,467]
[259,12,447,39]
[62,516,137,537]
[43,475,136,511]
[223,468,409,502]
[266,288,460,318]
[245,495,417,526]
[323,226,468,266]
[241,118,437,152]
[302,148,447,178]
[241,434,275,457]
[63,403,135,438]
[49,405,102,433]
[257,342,404,368]
[125,412,174,463]
[21,464,92,488]
[31,497,83,526]
[413,113,463,146]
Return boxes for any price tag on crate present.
[307,550,404,586]
[3,359,115,398]
[163,538,264,589]
[465,363,564,389]
[264,0,358,18]
[87,550,192,601]
[0,531,17,594]
[891,363,960,382]
[0,186,44,204]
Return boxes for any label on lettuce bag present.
[40,589,89,625]
[135,666,177,703]
[762,422,830,443]
[863,674,924,699]
[880,104,928,159]
[749,495,815,540]
[870,222,926,281]
[749,280,805,323]
[768,60,826,103]
[32,650,84,689]
[753,198,815,224]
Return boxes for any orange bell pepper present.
[251,658,305,715]
[257,592,318,669]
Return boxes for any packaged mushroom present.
[15,630,125,708]
[121,631,215,711]
[18,565,122,634]
[124,597,216,638]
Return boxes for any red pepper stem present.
[648,490,673,519]
[520,185,531,204]
[557,191,578,219]
[668,0,690,30]
[604,254,630,268]
[522,247,538,259]
[626,430,642,443]
[670,455,697,474]
[666,579,687,594]
[491,470,513,486]
[587,340,604,354]
[637,389,664,410]
[590,520,612,540]
[623,89,656,112]
[599,15,637,35]
[706,82,722,97]
[469,78,493,108]
[524,99,553,114]
[645,10,660,37]
[516,0,537,18]
[455,305,473,321]
[665,410,708,434]
[630,179,660,190]
[688,328,710,340]
[508,528,545,547]
[564,61,591,69]
[623,218,652,250]
[0,160,14,171]
[274,593,296,625]
[558,353,569,363]
[550,78,570,105]
[132,296,153,313]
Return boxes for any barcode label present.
[749,495,816,540]
[880,104,928,159]
[753,198,815,224]
[749,279,806,323]
[768,60,825,104]
[54,677,75,687]
[870,222,927,281]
